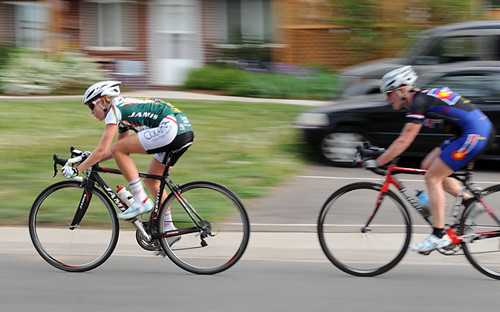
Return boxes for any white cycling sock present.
[129,179,149,205]
[164,207,176,231]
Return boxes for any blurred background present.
[0,0,499,97]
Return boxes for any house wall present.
[0,3,15,44]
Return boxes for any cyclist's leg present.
[433,132,493,221]
[409,148,454,251]
[421,144,467,199]
[111,133,147,181]
[150,134,194,249]
[116,118,179,217]
[425,158,454,229]
[410,133,491,251]
[143,131,194,202]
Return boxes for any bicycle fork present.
[69,179,96,230]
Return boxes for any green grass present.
[0,99,309,225]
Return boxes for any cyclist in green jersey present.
[61,81,194,220]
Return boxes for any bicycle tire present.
[158,181,250,274]
[460,184,500,280]
[318,182,412,277]
[29,180,119,272]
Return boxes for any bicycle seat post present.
[162,152,173,177]
[466,161,475,172]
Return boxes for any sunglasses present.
[88,98,103,111]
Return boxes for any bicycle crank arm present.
[132,219,151,241]
[153,226,200,240]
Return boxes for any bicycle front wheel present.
[29,180,119,272]
[158,181,250,274]
[460,184,500,280]
[318,182,411,277]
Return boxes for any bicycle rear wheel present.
[318,182,411,277]
[460,184,500,280]
[158,181,250,274]
[29,180,119,272]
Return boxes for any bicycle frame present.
[371,164,500,246]
[71,162,206,242]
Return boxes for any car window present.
[423,74,500,104]
[414,36,482,65]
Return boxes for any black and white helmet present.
[82,81,121,105]
[380,66,418,94]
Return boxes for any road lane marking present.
[298,175,497,184]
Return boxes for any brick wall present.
[272,0,483,72]
[0,3,15,44]
[202,0,224,63]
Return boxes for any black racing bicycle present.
[317,142,500,279]
[29,147,250,274]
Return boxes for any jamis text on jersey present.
[128,111,159,120]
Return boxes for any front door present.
[149,0,203,86]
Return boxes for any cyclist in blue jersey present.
[368,66,494,252]
[61,81,194,222]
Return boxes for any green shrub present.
[229,71,336,99]
[0,44,18,69]
[184,64,337,100]
[183,65,246,91]
[0,50,107,95]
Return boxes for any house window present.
[226,0,272,44]
[156,4,198,59]
[98,2,123,47]
[81,1,137,49]
[12,2,48,49]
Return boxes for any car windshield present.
[420,73,500,104]
[399,33,431,58]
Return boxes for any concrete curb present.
[2,227,471,266]
[0,90,330,107]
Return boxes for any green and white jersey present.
[104,97,192,134]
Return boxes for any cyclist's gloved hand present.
[61,165,79,178]
[363,159,379,169]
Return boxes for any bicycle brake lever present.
[53,161,58,177]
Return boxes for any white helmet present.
[380,66,418,94]
[83,81,121,104]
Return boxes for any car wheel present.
[320,131,366,165]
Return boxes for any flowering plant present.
[0,51,107,95]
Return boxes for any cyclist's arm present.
[376,122,422,166]
[76,124,118,172]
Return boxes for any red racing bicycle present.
[318,142,500,279]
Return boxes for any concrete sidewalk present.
[1,226,471,266]
[0,90,329,107]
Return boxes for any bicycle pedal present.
[152,249,166,257]
[418,250,432,256]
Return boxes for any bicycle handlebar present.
[353,142,390,176]
[52,147,90,177]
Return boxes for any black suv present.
[296,64,500,165]
[339,20,500,98]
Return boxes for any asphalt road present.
[247,162,500,231]
[1,253,498,312]
[2,162,500,311]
